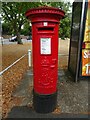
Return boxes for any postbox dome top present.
[25,6,65,21]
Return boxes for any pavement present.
[6,68,89,119]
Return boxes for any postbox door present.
[33,24,59,95]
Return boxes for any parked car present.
[9,36,17,42]
[27,35,32,40]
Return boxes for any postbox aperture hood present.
[25,6,65,23]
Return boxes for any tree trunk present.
[14,21,23,44]
[16,32,23,44]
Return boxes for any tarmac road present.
[1,39,32,45]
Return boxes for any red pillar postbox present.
[25,6,65,113]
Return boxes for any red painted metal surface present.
[25,6,65,95]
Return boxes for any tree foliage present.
[48,2,71,38]
[2,22,12,35]
[21,21,31,36]
[2,2,40,43]
[2,2,71,42]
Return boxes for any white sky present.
[69,0,74,3]
[66,0,74,4]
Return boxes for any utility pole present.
[0,13,3,46]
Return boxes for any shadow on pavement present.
[7,106,88,118]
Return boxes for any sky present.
[69,0,74,3]
[66,0,74,3]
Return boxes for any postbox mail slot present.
[38,27,54,33]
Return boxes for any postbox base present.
[33,90,57,113]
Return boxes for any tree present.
[2,22,12,35]
[2,2,71,43]
[21,21,31,36]
[2,2,40,44]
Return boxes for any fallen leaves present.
[2,57,29,118]
[52,106,61,114]
[1,41,69,118]
[2,44,31,118]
